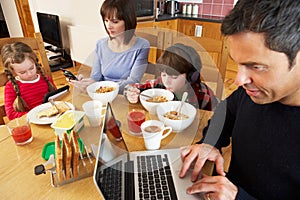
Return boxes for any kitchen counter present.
[156,13,224,23]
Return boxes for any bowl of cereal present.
[87,81,119,103]
[139,88,174,115]
[156,101,196,132]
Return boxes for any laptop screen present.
[97,102,129,163]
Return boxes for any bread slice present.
[62,133,72,180]
[56,101,71,114]
[37,105,59,118]
[55,135,63,183]
[70,131,80,178]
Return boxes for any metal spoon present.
[176,92,188,114]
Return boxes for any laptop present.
[93,103,204,200]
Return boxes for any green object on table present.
[41,138,84,160]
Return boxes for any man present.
[179,0,300,199]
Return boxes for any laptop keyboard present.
[137,154,178,200]
[98,160,122,200]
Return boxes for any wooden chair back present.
[165,32,229,99]
[0,32,51,124]
[135,28,165,78]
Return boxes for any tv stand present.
[46,48,73,72]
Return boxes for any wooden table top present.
[0,89,213,199]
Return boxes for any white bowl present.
[156,101,196,132]
[87,81,119,103]
[139,88,174,115]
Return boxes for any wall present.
[1,1,23,37]
[28,0,106,64]
[178,0,234,17]
[1,0,106,64]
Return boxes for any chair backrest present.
[135,28,165,78]
[0,32,51,124]
[165,32,229,99]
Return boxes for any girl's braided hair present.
[1,42,56,112]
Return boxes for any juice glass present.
[7,115,33,145]
[127,109,146,136]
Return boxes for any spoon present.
[176,92,188,114]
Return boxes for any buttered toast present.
[37,101,71,118]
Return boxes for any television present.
[37,12,63,49]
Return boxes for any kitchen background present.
[1,0,237,64]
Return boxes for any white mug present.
[141,120,172,150]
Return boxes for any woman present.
[70,0,150,93]
[125,43,219,111]
[2,42,56,120]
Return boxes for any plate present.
[27,101,75,125]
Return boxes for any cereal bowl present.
[156,101,196,132]
[139,88,174,115]
[87,81,119,103]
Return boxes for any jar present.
[192,4,199,15]
[182,4,187,15]
[187,4,192,15]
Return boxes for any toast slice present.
[55,135,63,183]
[56,101,71,113]
[37,105,59,118]
[70,131,80,178]
[62,133,72,180]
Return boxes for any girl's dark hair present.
[156,43,202,83]
[221,0,300,67]
[100,0,137,44]
[1,42,56,112]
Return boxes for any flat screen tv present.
[37,12,63,49]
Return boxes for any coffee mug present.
[141,120,172,150]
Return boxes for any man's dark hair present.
[221,0,300,67]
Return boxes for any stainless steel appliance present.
[135,0,156,21]
[166,0,180,15]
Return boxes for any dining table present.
[0,86,213,200]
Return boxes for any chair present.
[0,32,51,124]
[135,28,165,79]
[165,32,229,99]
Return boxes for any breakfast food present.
[62,133,72,180]
[70,131,80,178]
[37,105,59,118]
[146,95,168,103]
[95,86,115,93]
[54,130,81,182]
[163,111,189,120]
[55,135,63,183]
[37,101,71,118]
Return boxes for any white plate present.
[27,101,75,125]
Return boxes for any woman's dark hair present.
[100,0,137,44]
[156,43,202,83]
[221,0,300,67]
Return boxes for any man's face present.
[229,32,300,106]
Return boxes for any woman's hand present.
[187,174,238,200]
[180,144,225,182]
[68,75,95,93]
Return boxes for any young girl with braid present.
[2,42,56,120]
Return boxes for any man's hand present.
[187,174,238,200]
[180,144,225,182]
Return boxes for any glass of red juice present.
[127,109,146,136]
[7,115,33,145]
[106,117,122,141]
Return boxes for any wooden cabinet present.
[137,19,178,31]
[177,19,223,40]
